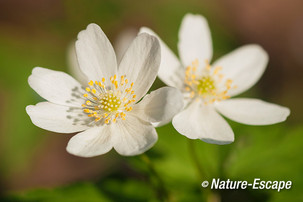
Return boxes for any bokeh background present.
[0,0,302,201]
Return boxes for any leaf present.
[97,177,156,202]
[4,182,110,202]
[224,124,303,201]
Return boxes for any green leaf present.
[4,182,110,202]
[97,177,156,202]
[225,124,303,201]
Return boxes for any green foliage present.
[97,177,156,202]
[5,124,303,201]
[4,183,110,202]
[226,124,303,202]
[137,123,303,201]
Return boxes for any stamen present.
[88,80,94,86]
[183,59,236,104]
[213,66,222,75]
[82,75,136,125]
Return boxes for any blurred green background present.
[0,0,302,201]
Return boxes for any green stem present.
[187,140,221,202]
[187,139,205,179]
[140,154,170,202]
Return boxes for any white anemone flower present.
[26,23,183,157]
[140,14,290,144]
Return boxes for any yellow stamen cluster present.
[82,75,136,124]
[184,59,237,104]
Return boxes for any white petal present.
[26,102,90,133]
[212,44,269,97]
[112,115,158,156]
[131,87,184,126]
[118,33,161,100]
[215,98,290,125]
[67,42,88,85]
[76,23,117,82]
[66,126,112,157]
[114,28,137,63]
[178,14,213,68]
[140,27,184,89]
[28,67,85,107]
[172,101,234,144]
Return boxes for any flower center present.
[197,76,216,95]
[100,92,121,112]
[82,75,136,124]
[184,59,236,104]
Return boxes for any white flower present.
[140,14,290,144]
[26,23,183,157]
